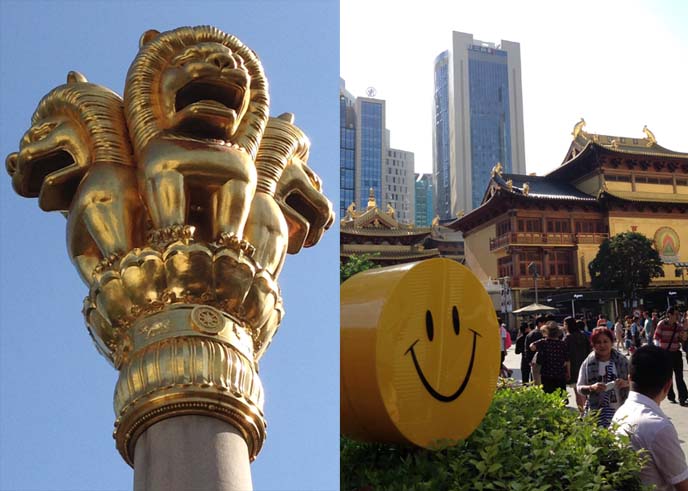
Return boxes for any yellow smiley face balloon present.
[341,258,499,447]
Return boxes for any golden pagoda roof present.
[568,119,688,161]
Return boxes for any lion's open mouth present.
[175,79,245,114]
[285,191,319,229]
[26,150,75,195]
[284,190,333,246]
[173,76,247,140]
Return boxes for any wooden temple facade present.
[454,121,688,310]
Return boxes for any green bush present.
[341,384,648,491]
[340,253,380,283]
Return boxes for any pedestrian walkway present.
[503,346,688,456]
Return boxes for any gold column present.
[5,25,333,467]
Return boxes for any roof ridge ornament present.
[367,187,376,210]
[643,125,657,147]
[490,161,503,177]
[572,117,586,139]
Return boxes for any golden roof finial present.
[491,162,503,177]
[610,139,619,149]
[367,187,376,209]
[505,179,513,191]
[456,210,465,218]
[523,182,530,196]
[431,215,440,228]
[386,202,395,217]
[572,117,586,139]
[345,201,357,219]
[643,125,656,147]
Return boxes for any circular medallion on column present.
[191,306,224,334]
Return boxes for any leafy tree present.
[340,253,380,283]
[588,232,664,300]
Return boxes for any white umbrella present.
[511,303,557,314]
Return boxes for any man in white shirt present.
[612,345,688,490]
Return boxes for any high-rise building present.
[340,79,415,223]
[384,146,414,224]
[340,79,356,219]
[433,31,526,218]
[355,96,386,208]
[414,173,434,227]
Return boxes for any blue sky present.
[0,1,339,490]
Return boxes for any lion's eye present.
[171,48,202,66]
[28,122,57,142]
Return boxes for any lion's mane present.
[32,83,132,167]
[124,25,269,160]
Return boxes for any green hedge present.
[341,383,648,491]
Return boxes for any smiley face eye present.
[425,310,434,341]
[452,306,460,336]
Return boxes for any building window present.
[498,256,513,278]
[605,174,631,182]
[518,251,542,276]
[635,175,672,185]
[517,218,542,233]
[575,221,604,233]
[546,219,570,233]
[497,219,511,236]
[549,250,574,276]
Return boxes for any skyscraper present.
[340,79,356,219]
[355,96,385,208]
[433,31,526,218]
[340,79,415,223]
[414,173,434,227]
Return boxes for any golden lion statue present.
[244,113,310,277]
[6,71,144,284]
[123,26,269,249]
[242,112,334,357]
[275,152,334,254]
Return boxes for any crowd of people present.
[509,307,688,490]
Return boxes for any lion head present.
[124,26,269,160]
[6,71,132,211]
[275,150,334,254]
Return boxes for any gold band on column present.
[113,305,266,466]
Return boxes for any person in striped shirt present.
[653,307,688,406]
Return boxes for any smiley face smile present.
[404,306,481,403]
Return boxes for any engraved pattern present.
[192,306,223,334]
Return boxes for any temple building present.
[454,120,688,313]
[341,189,441,266]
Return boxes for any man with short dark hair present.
[613,345,688,490]
[653,307,688,405]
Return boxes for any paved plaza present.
[503,346,688,456]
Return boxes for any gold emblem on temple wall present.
[5,25,333,466]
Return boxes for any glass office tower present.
[432,31,525,218]
[433,51,451,221]
[357,99,384,206]
[414,173,434,227]
[340,81,356,219]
